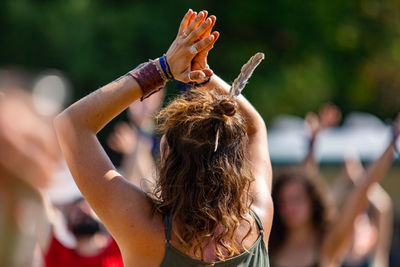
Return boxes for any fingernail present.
[208,35,214,41]
[206,18,211,25]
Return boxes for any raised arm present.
[302,103,342,175]
[0,89,61,266]
[321,114,399,264]
[336,154,393,267]
[54,10,218,248]
[369,183,393,267]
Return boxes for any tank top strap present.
[250,209,264,232]
[163,215,171,242]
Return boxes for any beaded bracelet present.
[153,58,168,82]
[158,55,174,80]
[127,55,211,100]
[164,55,175,80]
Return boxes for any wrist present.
[156,55,175,81]
[187,76,211,87]
[127,59,168,101]
[309,136,316,152]
[178,76,212,93]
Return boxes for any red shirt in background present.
[44,234,123,267]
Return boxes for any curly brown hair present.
[151,88,254,261]
[269,170,335,255]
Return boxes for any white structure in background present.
[32,70,71,117]
[46,160,82,205]
[268,112,399,164]
[32,70,82,204]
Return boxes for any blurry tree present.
[0,0,399,124]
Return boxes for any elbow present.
[247,114,267,136]
[53,111,67,136]
[53,110,75,142]
[370,187,393,214]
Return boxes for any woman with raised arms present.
[54,9,272,266]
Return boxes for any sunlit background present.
[1,0,400,265]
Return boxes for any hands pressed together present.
[305,102,342,139]
[165,9,219,84]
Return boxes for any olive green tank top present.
[160,211,270,267]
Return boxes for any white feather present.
[230,52,265,98]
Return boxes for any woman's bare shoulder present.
[117,199,166,263]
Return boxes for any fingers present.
[190,31,219,72]
[187,70,208,83]
[187,16,215,43]
[200,31,219,52]
[191,31,219,57]
[186,12,197,31]
[178,9,195,35]
[202,68,213,77]
[198,16,217,41]
[184,11,207,37]
[192,34,214,53]
[191,32,219,68]
[178,11,218,54]
[166,10,217,82]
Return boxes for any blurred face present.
[278,180,312,230]
[128,89,165,126]
[67,199,100,238]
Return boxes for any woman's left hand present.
[191,15,219,78]
[165,10,219,83]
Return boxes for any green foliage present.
[1,0,399,122]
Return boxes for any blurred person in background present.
[39,197,123,267]
[301,102,342,175]
[333,156,392,267]
[0,86,60,266]
[269,107,399,266]
[54,9,273,266]
[306,103,393,267]
[107,89,165,193]
[0,71,123,267]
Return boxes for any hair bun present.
[219,99,237,117]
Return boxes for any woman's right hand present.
[165,10,219,84]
